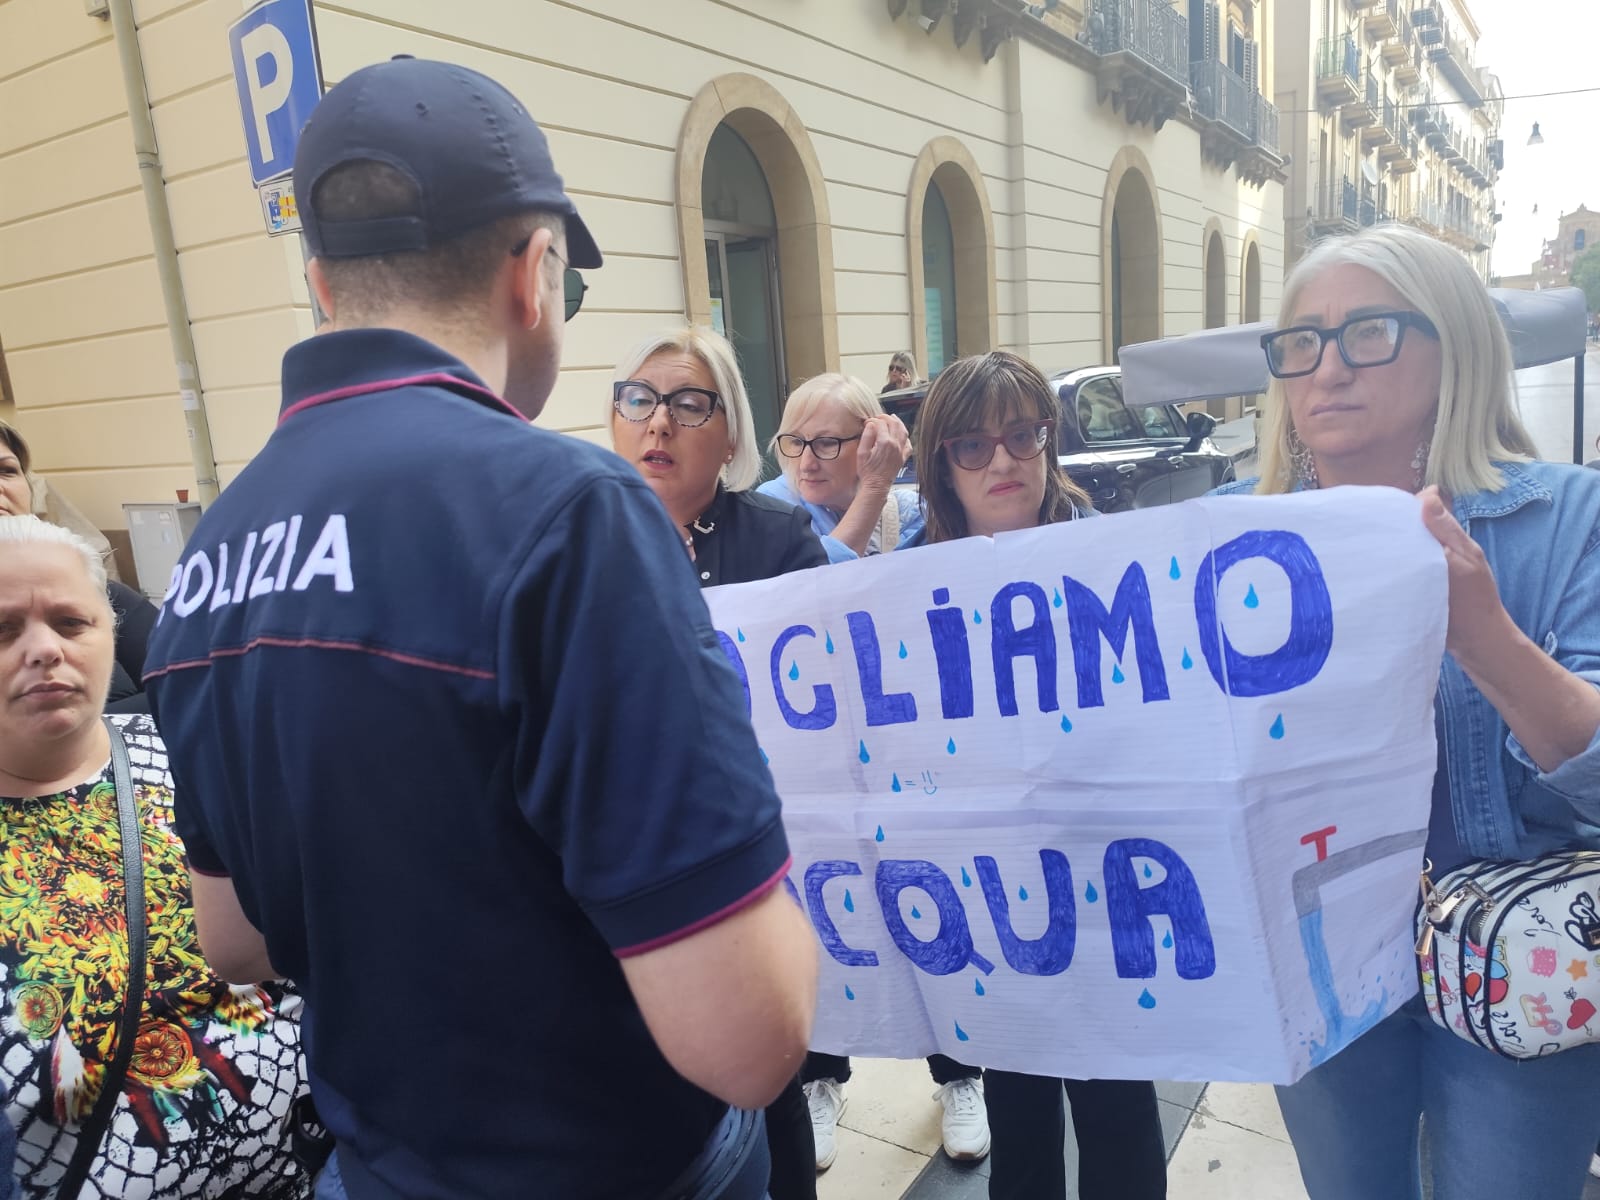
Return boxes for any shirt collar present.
[1450,461,1552,521]
[278,328,523,424]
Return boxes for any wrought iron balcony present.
[1252,96,1280,156]
[1316,34,1361,108]
[1190,58,1253,138]
[1378,1,1411,65]
[1086,0,1190,129]
[1394,43,1422,87]
[1428,18,1487,106]
[1364,0,1399,41]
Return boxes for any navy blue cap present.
[293,56,601,268]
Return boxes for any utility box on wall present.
[123,502,201,603]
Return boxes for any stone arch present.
[676,74,839,389]
[906,137,997,375]
[1101,146,1164,363]
[1240,231,1262,324]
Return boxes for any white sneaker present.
[804,1078,847,1172]
[933,1077,991,1161]
[1589,1151,1600,1179]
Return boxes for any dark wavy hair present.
[913,351,1090,544]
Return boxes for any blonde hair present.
[887,351,918,382]
[610,327,762,492]
[1256,224,1537,496]
[772,373,882,490]
[0,514,108,593]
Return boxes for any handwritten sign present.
[704,487,1447,1085]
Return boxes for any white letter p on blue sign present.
[229,0,323,186]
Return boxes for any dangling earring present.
[1410,438,1430,492]
[1287,424,1319,490]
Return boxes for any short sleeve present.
[500,473,791,956]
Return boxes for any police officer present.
[144,57,816,1200]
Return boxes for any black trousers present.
[799,1051,980,1087]
[763,1075,816,1200]
[984,1071,1167,1200]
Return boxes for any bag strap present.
[55,720,148,1200]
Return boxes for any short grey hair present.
[772,373,883,490]
[0,514,109,592]
[610,327,764,492]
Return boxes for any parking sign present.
[228,0,322,186]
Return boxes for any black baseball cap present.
[293,56,601,268]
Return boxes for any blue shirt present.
[756,475,924,563]
[143,329,791,1200]
[1213,462,1600,862]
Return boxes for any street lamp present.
[1527,122,1545,146]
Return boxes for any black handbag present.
[54,719,148,1200]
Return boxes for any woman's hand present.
[856,415,911,494]
[1418,486,1516,668]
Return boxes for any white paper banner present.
[703,487,1448,1085]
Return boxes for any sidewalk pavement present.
[813,1059,1308,1200]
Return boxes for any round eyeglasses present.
[775,433,862,460]
[1261,311,1439,379]
[941,420,1056,472]
[612,381,722,428]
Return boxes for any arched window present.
[1578,229,1588,252]
[907,139,997,379]
[922,181,958,375]
[1104,163,1161,362]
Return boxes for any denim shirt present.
[1212,461,1600,861]
[756,476,925,564]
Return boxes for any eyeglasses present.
[511,237,587,322]
[612,381,722,428]
[1261,311,1439,379]
[941,420,1056,472]
[775,433,861,460]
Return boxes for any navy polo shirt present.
[143,330,791,1199]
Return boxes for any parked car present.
[880,365,1236,513]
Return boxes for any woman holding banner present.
[609,327,825,1200]
[908,351,1169,1200]
[1215,223,1600,1200]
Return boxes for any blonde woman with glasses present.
[1214,223,1600,1200]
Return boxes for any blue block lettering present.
[805,861,879,967]
[1061,563,1169,709]
[926,590,974,720]
[770,625,837,731]
[875,860,995,976]
[1194,531,1333,697]
[1103,838,1216,980]
[989,583,1059,716]
[847,611,918,727]
[974,851,1077,975]
[715,632,752,718]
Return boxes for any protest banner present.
[703,487,1447,1085]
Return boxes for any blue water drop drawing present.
[1018,886,1030,902]
[859,740,871,764]
[911,906,922,920]
[897,640,908,659]
[891,773,903,793]
[1111,663,1126,684]
[1244,584,1260,609]
[1169,556,1181,580]
[961,866,972,887]
[759,747,769,765]
[954,1021,971,1042]
[1269,713,1286,740]
[1052,587,1063,608]
[843,889,855,912]
[1143,863,1153,879]
[824,631,834,654]
[974,978,986,996]
[946,737,957,755]
[972,609,983,625]
[788,660,800,681]
[736,628,745,643]
[1137,989,1157,1010]
[845,985,856,1000]
[1060,715,1073,733]
[875,825,885,843]
[1085,882,1099,903]
[1162,930,1174,949]
[1180,647,1194,670]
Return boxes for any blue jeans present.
[1276,995,1600,1200]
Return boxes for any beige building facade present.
[1503,204,1600,291]
[1,0,1285,580]
[1275,0,1500,277]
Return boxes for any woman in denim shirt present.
[1214,223,1600,1200]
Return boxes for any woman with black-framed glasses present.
[756,374,922,564]
[904,351,1169,1200]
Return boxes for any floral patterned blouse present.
[1,715,309,1198]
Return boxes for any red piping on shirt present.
[143,635,496,682]
[277,372,524,426]
[612,856,794,959]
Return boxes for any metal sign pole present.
[1576,352,1587,466]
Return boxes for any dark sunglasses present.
[511,237,587,322]
[1261,310,1438,379]
[941,420,1056,472]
